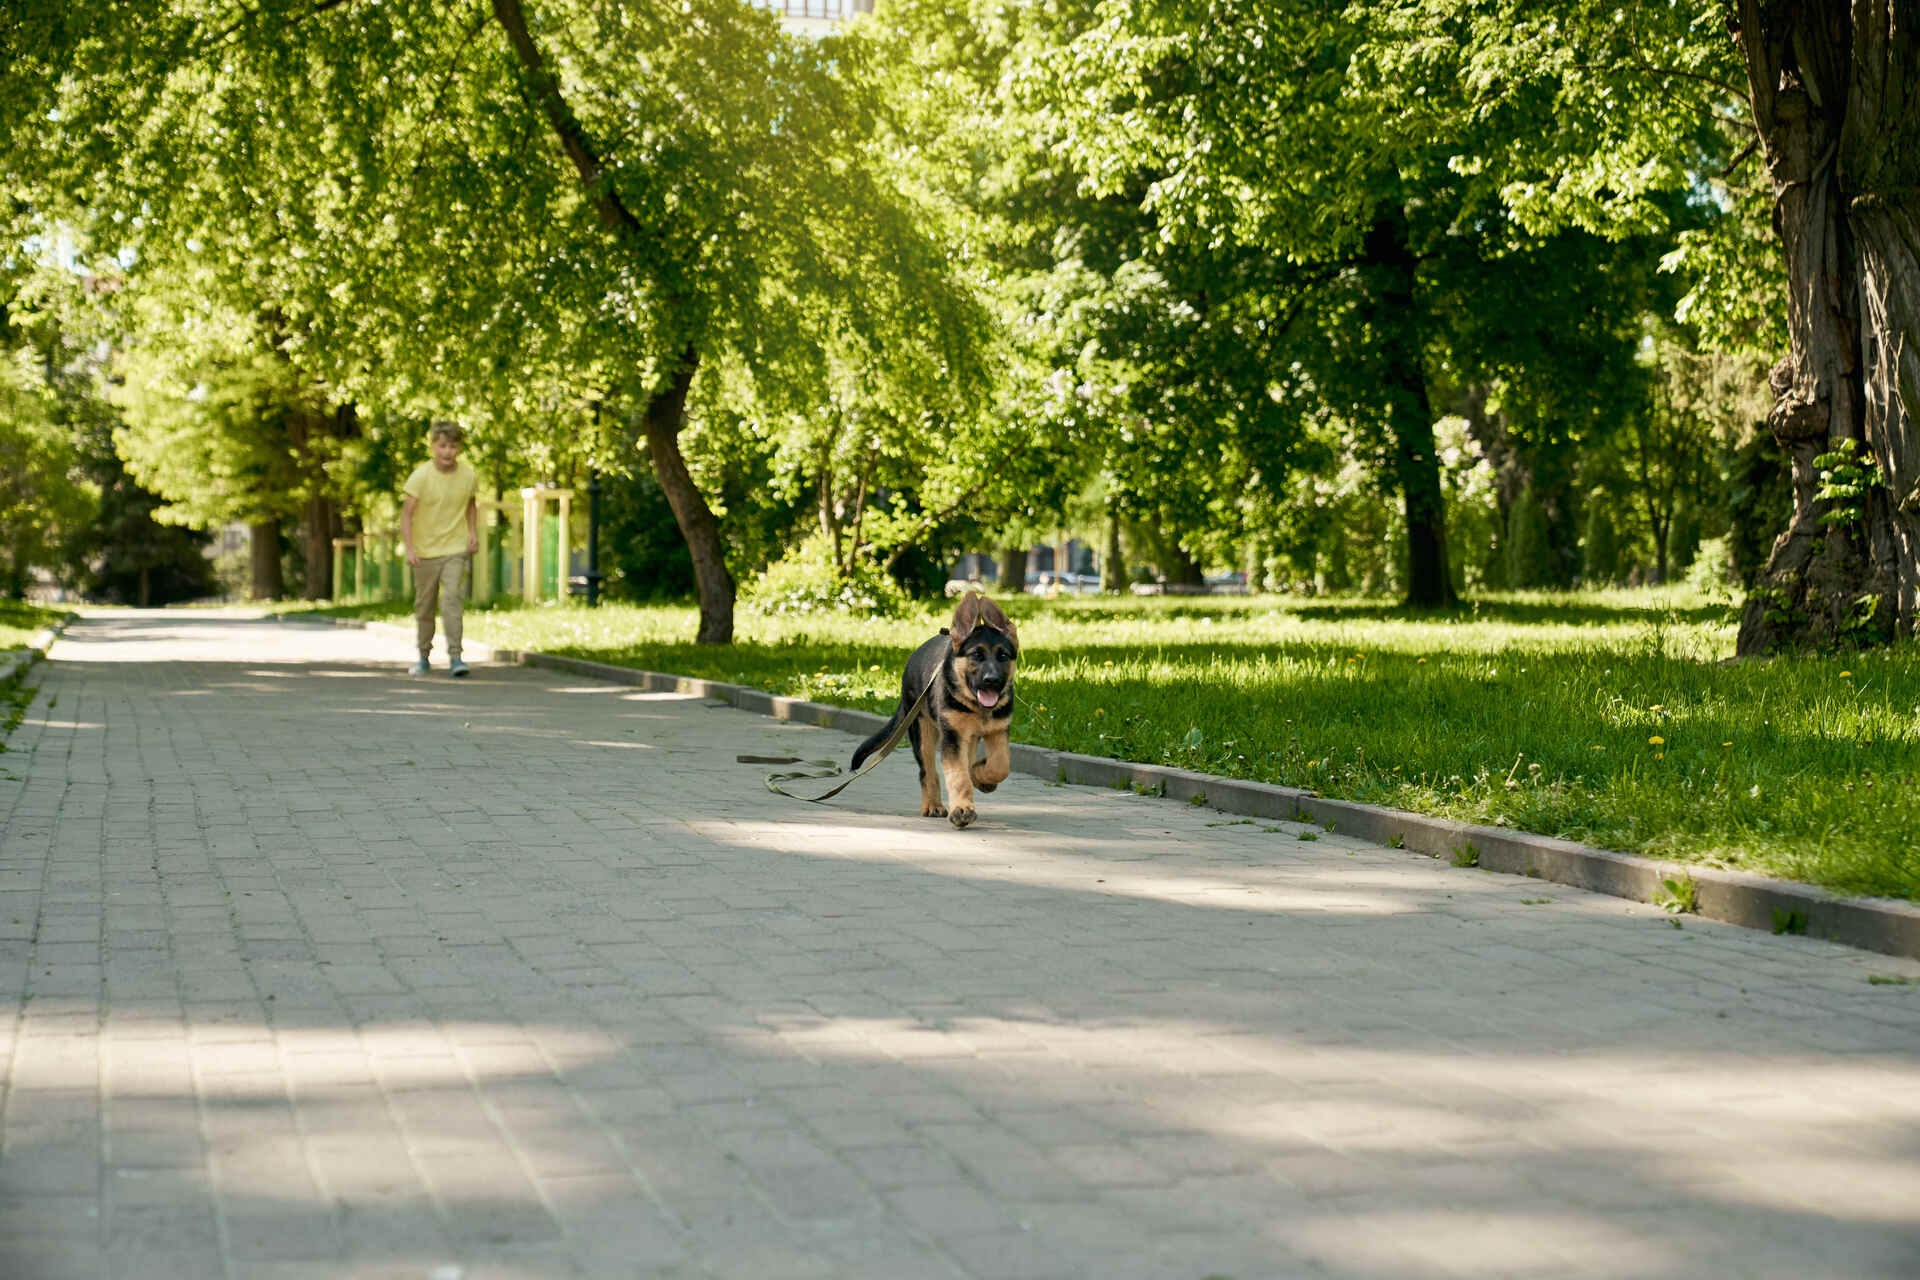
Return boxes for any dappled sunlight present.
[764,1009,1920,1231]
[687,815,1439,918]
[539,685,706,703]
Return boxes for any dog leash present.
[742,667,941,804]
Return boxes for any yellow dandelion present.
[1094,707,1105,717]
[1655,752,1665,760]
[1307,759,1318,767]
[1649,735,1665,745]
[869,664,881,672]
[1591,745,1605,751]
[1418,657,1428,664]
[1650,704,1664,713]
[1722,741,1733,747]
[1035,704,1046,712]
[1840,670,1853,678]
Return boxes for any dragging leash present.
[742,668,940,804]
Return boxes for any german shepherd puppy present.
[852,591,1018,828]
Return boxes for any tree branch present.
[1626,0,1744,100]
[489,0,641,237]
[192,0,361,59]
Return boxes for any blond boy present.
[401,422,480,676]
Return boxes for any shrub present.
[1667,499,1703,575]
[742,532,913,619]
[1504,487,1552,589]
[1686,535,1739,594]
[1581,502,1619,585]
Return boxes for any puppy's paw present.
[948,805,976,829]
[921,800,948,818]
[971,772,998,793]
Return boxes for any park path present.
[2,609,1918,1280]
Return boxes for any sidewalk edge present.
[1,613,78,689]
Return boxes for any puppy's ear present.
[978,595,1017,653]
[950,591,981,648]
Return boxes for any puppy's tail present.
[851,705,904,772]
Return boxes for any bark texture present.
[1734,0,1919,653]
[643,347,735,645]
[248,520,283,601]
[1363,209,1456,609]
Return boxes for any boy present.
[401,422,480,676]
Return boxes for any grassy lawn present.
[299,587,1920,900]
[0,600,66,653]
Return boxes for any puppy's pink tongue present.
[976,689,999,707]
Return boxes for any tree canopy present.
[2,0,1912,652]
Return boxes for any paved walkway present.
[3,610,1919,1280]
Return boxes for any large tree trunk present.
[999,545,1027,594]
[1101,506,1125,592]
[643,347,735,645]
[1733,1,1919,653]
[1364,208,1457,609]
[248,520,283,601]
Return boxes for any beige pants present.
[412,553,468,659]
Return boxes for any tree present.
[0,263,99,599]
[1504,487,1552,589]
[1727,2,1920,651]
[1582,500,1620,586]
[865,1,1325,592]
[1047,2,1732,609]
[11,0,991,641]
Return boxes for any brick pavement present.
[2,609,1918,1280]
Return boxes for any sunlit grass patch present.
[0,600,65,653]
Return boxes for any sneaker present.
[448,658,470,678]
[409,658,430,676]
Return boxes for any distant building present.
[753,0,873,37]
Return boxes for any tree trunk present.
[301,489,338,600]
[1733,1,1919,653]
[643,346,735,645]
[1102,507,1125,592]
[817,440,841,567]
[1364,209,1456,609]
[1163,541,1206,587]
[999,545,1027,594]
[248,520,283,601]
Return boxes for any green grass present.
[293,586,1920,900]
[0,600,65,653]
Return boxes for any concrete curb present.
[2,615,76,689]
[316,616,1920,962]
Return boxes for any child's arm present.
[401,494,421,565]
[465,496,479,555]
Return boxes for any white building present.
[753,0,874,37]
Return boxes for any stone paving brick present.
[3,610,1920,1278]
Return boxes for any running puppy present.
[852,591,1018,829]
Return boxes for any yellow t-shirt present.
[403,459,479,559]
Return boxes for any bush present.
[1504,488,1553,589]
[1581,502,1619,586]
[742,533,913,619]
[1685,535,1739,596]
[1668,499,1703,575]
